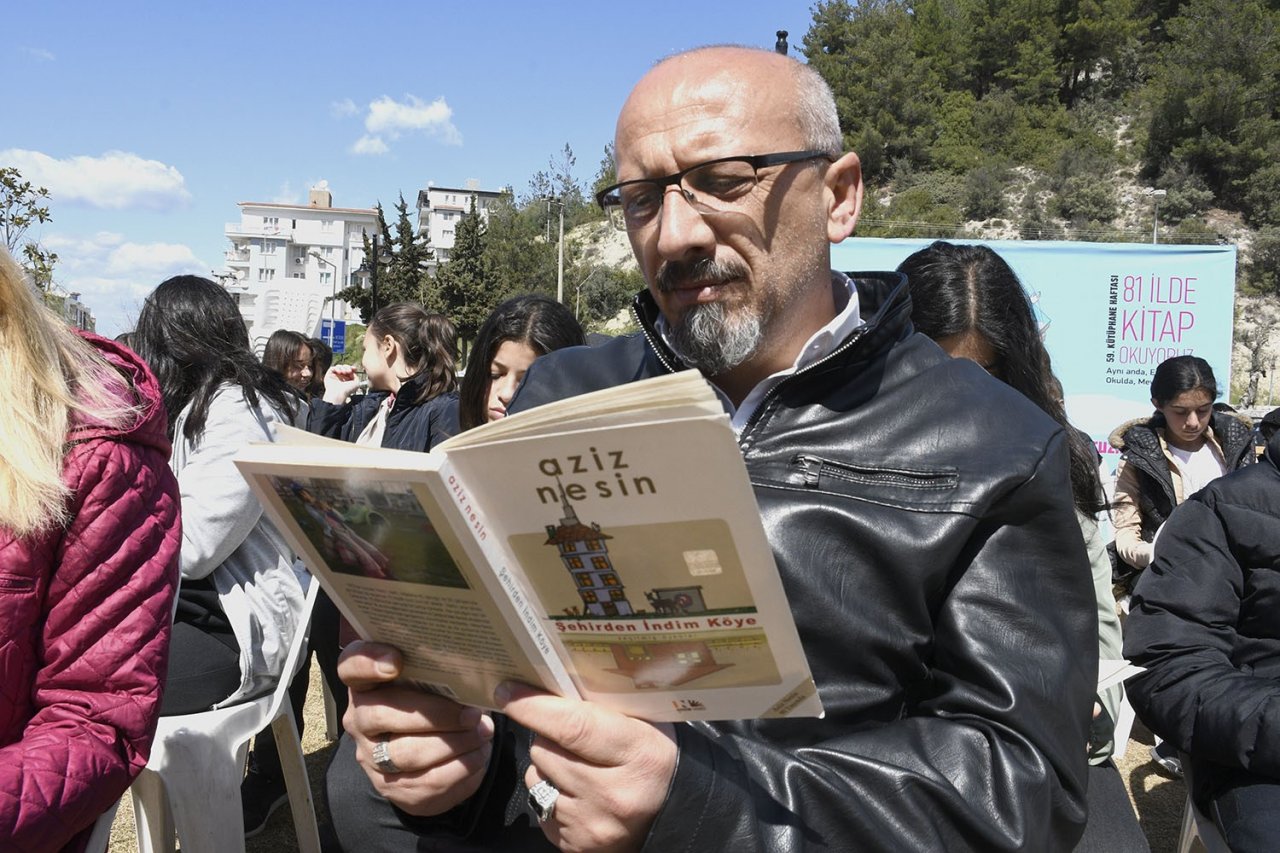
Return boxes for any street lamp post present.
[1144,187,1168,244]
[309,251,338,329]
[358,234,393,316]
[546,196,565,303]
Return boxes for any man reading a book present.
[329,45,1098,852]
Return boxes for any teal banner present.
[832,238,1238,463]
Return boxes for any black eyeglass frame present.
[594,149,837,229]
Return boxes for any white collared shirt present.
[657,271,864,433]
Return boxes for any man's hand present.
[339,641,495,816]
[497,681,677,853]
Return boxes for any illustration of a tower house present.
[544,486,634,617]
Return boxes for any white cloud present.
[0,149,192,211]
[42,231,206,336]
[348,94,461,153]
[22,47,55,62]
[351,135,389,156]
[330,98,358,118]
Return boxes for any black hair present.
[1150,355,1218,406]
[133,275,297,441]
[367,303,457,404]
[262,330,312,375]
[307,336,333,398]
[900,241,1105,515]
[458,295,585,431]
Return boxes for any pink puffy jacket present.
[0,333,181,853]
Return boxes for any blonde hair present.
[0,248,137,536]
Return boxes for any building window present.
[602,573,619,586]
[320,271,332,285]
[321,220,334,232]
[324,246,334,257]
[567,556,583,569]
[582,591,598,603]
[592,557,610,571]
[263,216,279,230]
[261,239,277,254]
[586,540,601,551]
[610,589,626,601]
[575,572,592,587]
[292,272,304,279]
[258,268,276,281]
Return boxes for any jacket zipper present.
[792,454,957,489]
[0,574,36,592]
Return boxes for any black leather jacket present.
[450,272,1096,851]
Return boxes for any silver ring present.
[527,779,560,823]
[372,736,401,774]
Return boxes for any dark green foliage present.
[431,197,493,353]
[1141,0,1280,213]
[573,266,643,331]
[1166,217,1222,245]
[1244,227,1280,295]
[1155,163,1216,224]
[804,0,941,183]
[334,197,434,323]
[1052,175,1118,224]
[1242,162,1280,229]
[964,164,1010,220]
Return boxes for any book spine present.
[432,457,579,696]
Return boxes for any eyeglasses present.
[595,149,836,232]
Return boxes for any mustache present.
[655,258,748,293]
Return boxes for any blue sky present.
[6,1,821,337]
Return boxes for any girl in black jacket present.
[311,303,457,450]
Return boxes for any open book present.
[235,371,822,723]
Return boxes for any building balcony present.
[224,222,295,241]
[226,249,251,266]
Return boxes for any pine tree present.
[432,197,494,362]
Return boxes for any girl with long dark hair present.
[901,241,1147,853]
[457,294,585,432]
[133,275,307,715]
[261,329,315,394]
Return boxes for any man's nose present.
[655,186,715,261]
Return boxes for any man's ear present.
[825,151,863,244]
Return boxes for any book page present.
[237,443,568,709]
[1098,658,1145,691]
[443,413,822,722]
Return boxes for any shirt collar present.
[655,270,863,430]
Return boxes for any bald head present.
[617,47,842,161]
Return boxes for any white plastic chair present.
[1110,687,1137,761]
[1175,752,1230,853]
[130,579,322,853]
[83,798,120,853]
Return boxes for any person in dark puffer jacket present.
[0,247,181,853]
[1124,417,1280,852]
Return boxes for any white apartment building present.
[415,180,506,266]
[220,183,380,348]
[60,292,95,331]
